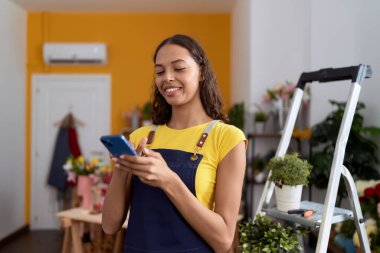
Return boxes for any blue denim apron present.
[124,121,219,253]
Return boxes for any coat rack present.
[53,112,85,128]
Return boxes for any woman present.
[102,34,246,253]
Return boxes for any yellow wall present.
[26,13,230,223]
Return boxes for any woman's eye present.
[155,71,164,75]
[175,68,185,72]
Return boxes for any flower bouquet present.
[263,81,311,133]
[63,155,102,184]
[63,155,110,209]
[263,81,296,105]
[352,180,380,252]
[263,81,296,131]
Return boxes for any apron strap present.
[146,124,158,145]
[191,120,219,161]
[195,120,219,148]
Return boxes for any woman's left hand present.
[119,148,175,189]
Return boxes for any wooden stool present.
[59,216,125,253]
[61,218,72,253]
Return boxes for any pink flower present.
[67,171,77,184]
[262,94,272,103]
[284,83,296,93]
[263,81,296,103]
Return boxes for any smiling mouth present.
[164,87,182,95]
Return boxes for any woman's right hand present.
[111,137,148,172]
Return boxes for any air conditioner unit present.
[43,43,107,65]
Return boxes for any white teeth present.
[165,87,180,92]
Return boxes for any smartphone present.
[100,134,138,157]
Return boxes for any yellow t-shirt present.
[129,121,246,210]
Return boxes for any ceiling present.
[12,0,236,13]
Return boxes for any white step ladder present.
[255,65,372,253]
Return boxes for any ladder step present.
[263,201,353,228]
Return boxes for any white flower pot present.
[254,121,265,133]
[254,171,266,183]
[275,184,303,212]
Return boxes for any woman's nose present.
[163,71,175,82]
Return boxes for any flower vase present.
[77,175,94,209]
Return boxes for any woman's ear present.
[199,72,204,82]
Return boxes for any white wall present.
[232,0,310,133]
[232,0,380,127]
[0,0,26,240]
[310,1,380,127]
[249,0,310,109]
[231,0,252,105]
[309,0,380,168]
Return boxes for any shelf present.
[247,132,282,138]
[263,201,353,228]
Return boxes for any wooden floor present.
[0,229,318,253]
[0,228,119,253]
[0,230,63,253]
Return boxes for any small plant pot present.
[254,121,265,133]
[275,184,302,212]
[254,171,266,183]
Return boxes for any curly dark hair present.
[151,34,228,125]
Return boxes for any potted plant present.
[310,100,380,205]
[63,155,103,209]
[239,214,308,253]
[141,101,153,126]
[254,111,268,133]
[228,102,245,130]
[252,155,267,183]
[267,153,313,212]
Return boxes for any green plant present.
[141,101,152,120]
[228,102,245,130]
[340,221,356,238]
[267,153,312,186]
[254,111,268,122]
[310,100,380,204]
[333,220,356,241]
[239,214,308,253]
[252,155,266,173]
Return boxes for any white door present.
[31,74,110,229]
